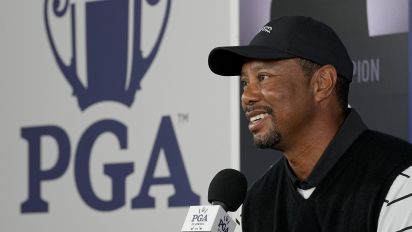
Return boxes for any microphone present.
[181,169,247,232]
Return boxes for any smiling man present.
[208,16,412,232]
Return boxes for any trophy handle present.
[44,0,85,97]
[128,0,172,100]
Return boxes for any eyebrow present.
[240,71,246,78]
[241,61,279,78]
[252,62,275,71]
[252,61,281,72]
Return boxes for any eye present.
[240,78,248,87]
[258,74,271,81]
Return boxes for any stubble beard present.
[253,117,281,149]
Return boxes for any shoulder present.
[242,158,286,232]
[377,166,412,232]
[243,157,285,211]
[349,130,412,185]
[360,130,412,151]
[246,157,286,197]
[352,130,412,228]
[353,130,412,162]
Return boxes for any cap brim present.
[208,45,295,76]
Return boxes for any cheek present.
[261,82,313,126]
[261,83,297,109]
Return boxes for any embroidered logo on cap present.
[261,26,272,33]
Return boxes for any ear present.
[312,65,338,102]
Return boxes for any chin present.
[253,132,281,149]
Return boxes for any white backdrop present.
[0,0,239,231]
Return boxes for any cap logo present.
[261,26,272,34]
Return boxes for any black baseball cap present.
[208,16,353,82]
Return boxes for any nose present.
[241,82,262,106]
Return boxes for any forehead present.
[241,58,301,76]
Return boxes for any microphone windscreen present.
[207,169,247,212]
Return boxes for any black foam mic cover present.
[207,169,248,212]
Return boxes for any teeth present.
[250,113,268,123]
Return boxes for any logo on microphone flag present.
[181,205,236,232]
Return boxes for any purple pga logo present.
[20,0,200,214]
[44,0,171,110]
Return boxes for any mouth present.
[248,113,270,132]
[245,106,273,133]
[250,113,269,123]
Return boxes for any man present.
[208,16,412,232]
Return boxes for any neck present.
[284,108,346,181]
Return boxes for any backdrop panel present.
[0,1,239,231]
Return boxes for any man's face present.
[241,59,316,150]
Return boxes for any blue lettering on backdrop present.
[132,116,200,208]
[21,117,199,213]
[21,126,71,213]
[21,0,199,213]
[75,120,134,211]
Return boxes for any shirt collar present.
[285,109,368,190]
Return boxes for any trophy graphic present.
[44,0,171,110]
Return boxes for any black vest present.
[242,130,412,232]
